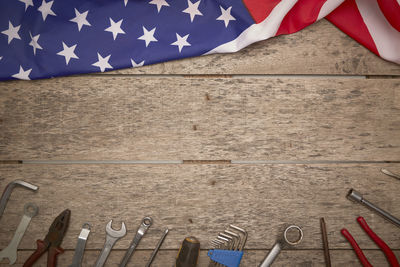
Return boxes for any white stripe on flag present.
[205,0,298,55]
[356,0,400,64]
[317,0,345,20]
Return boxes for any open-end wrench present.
[0,181,38,220]
[119,216,153,267]
[95,220,126,267]
[0,203,38,264]
[69,223,91,267]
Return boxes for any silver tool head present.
[283,225,303,246]
[347,189,363,203]
[106,220,126,237]
[24,203,39,217]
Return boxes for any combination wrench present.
[0,203,39,264]
[120,216,153,267]
[95,220,126,267]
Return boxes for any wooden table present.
[1,19,400,266]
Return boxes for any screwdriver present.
[175,236,200,267]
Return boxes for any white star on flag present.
[171,33,191,52]
[57,42,79,65]
[138,26,157,47]
[105,18,125,40]
[38,0,56,21]
[0,56,3,61]
[18,0,34,11]
[149,0,169,13]
[92,53,112,72]
[1,21,21,44]
[12,66,32,80]
[70,8,91,31]
[183,0,202,22]
[131,59,145,67]
[217,6,235,27]
[29,33,43,55]
[124,0,128,6]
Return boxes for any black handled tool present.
[176,236,200,267]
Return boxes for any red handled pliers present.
[341,216,399,267]
[23,209,70,267]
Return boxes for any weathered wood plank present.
[2,249,399,267]
[0,164,399,251]
[1,77,399,161]
[108,20,400,76]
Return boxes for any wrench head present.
[106,220,126,238]
[0,247,17,265]
[24,203,39,217]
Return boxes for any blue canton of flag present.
[0,0,254,80]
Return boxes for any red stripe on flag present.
[378,0,400,32]
[276,0,327,35]
[242,0,282,23]
[326,0,379,56]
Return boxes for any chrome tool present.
[69,223,91,267]
[145,228,169,267]
[95,220,126,267]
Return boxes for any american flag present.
[0,0,399,80]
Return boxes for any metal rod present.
[320,218,331,267]
[145,228,169,267]
[381,168,400,181]
[347,189,400,228]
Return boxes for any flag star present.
[38,0,56,21]
[18,0,34,11]
[183,0,202,22]
[57,42,79,65]
[92,53,112,72]
[0,56,3,61]
[12,66,32,80]
[70,8,91,31]
[131,59,144,67]
[171,33,191,52]
[138,26,157,47]
[29,33,43,55]
[105,18,125,40]
[124,0,128,6]
[149,0,169,13]
[216,6,235,27]
[1,21,21,44]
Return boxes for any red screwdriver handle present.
[47,246,64,267]
[23,240,48,267]
[341,228,372,267]
[357,217,400,267]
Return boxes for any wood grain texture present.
[1,77,399,161]
[0,164,399,251]
[107,20,400,76]
[2,250,399,267]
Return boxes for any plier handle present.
[341,216,399,267]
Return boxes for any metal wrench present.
[0,203,38,265]
[0,180,38,220]
[95,220,126,267]
[259,225,303,267]
[69,223,91,267]
[120,216,153,267]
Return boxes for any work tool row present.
[1,168,399,267]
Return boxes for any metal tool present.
[341,216,399,267]
[347,189,400,228]
[0,180,38,220]
[0,203,38,265]
[381,168,400,181]
[208,225,248,267]
[145,228,169,267]
[68,223,91,267]
[95,220,126,267]
[259,225,303,267]
[320,218,331,267]
[23,209,70,267]
[176,236,200,267]
[120,216,152,267]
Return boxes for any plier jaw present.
[23,209,70,267]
